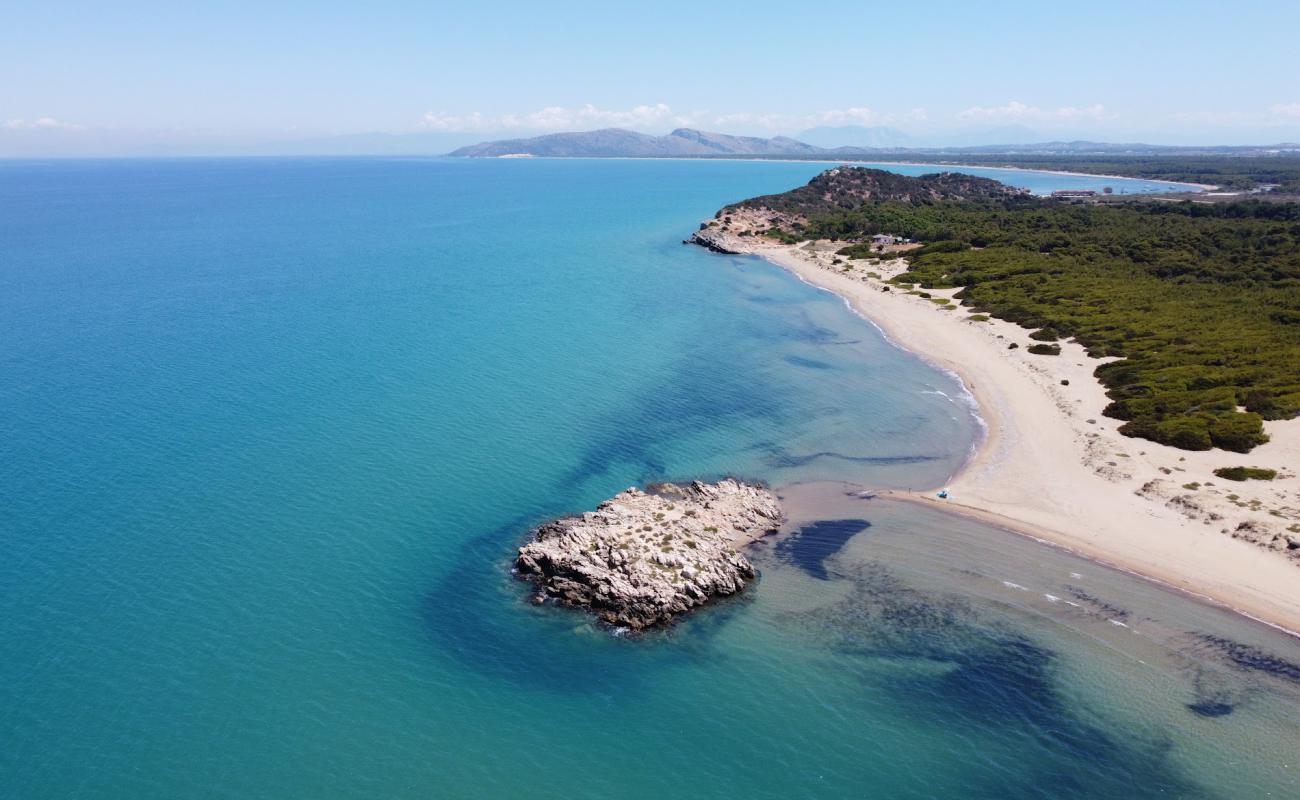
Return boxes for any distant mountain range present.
[448,128,825,157]
[448,127,1300,159]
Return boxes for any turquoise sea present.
[1,157,1297,799]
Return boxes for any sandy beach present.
[701,226,1300,634]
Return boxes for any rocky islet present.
[515,479,782,629]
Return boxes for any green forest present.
[865,155,1300,192]
[723,154,1300,192]
[742,176,1300,452]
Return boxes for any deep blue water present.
[1,157,1297,799]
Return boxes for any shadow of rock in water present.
[1187,702,1234,717]
[780,562,1212,798]
[552,335,786,493]
[782,354,834,370]
[1189,633,1300,685]
[1064,585,1131,623]
[775,518,871,580]
[1182,664,1247,719]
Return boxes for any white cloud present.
[420,103,689,132]
[2,116,86,131]
[956,101,1114,125]
[686,106,928,131]
[535,103,687,130]
[705,111,786,129]
[417,111,492,131]
[1171,109,1253,126]
[1171,104,1300,128]
[814,107,928,126]
[418,104,930,134]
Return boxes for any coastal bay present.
[692,216,1300,634]
[3,157,1298,798]
[13,0,1300,795]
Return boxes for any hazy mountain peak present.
[450,128,822,157]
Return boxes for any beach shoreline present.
[701,229,1300,636]
[876,490,1300,640]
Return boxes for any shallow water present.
[1,157,1292,798]
[771,484,1300,798]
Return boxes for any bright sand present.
[717,231,1300,635]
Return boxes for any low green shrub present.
[1207,412,1270,453]
[913,239,969,256]
[1213,466,1278,481]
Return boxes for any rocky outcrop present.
[1227,520,1300,562]
[515,479,782,629]
[685,226,743,254]
[731,167,1022,217]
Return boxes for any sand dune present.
[708,230,1300,634]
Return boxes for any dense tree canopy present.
[715,154,1300,193]
[899,155,1300,193]
[741,177,1300,453]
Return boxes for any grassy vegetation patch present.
[1212,466,1278,481]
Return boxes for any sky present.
[3,0,1299,156]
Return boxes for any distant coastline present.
[472,153,1214,192]
[833,160,1217,191]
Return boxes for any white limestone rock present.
[516,479,782,629]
